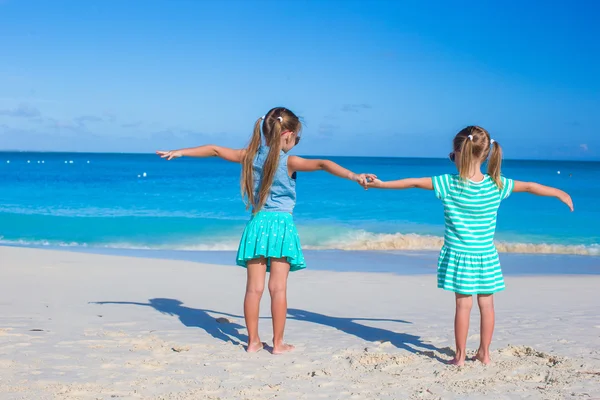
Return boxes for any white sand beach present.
[0,246,599,399]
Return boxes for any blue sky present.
[0,0,598,159]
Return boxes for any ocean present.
[0,152,598,257]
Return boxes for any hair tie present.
[260,115,265,120]
[490,139,495,145]
[277,116,283,122]
[468,134,473,141]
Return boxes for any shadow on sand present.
[92,298,453,361]
[92,298,248,346]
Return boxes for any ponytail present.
[255,120,282,211]
[241,118,263,210]
[487,140,504,189]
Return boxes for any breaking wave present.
[1,230,598,256]
[309,231,599,256]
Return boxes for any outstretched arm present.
[288,156,376,187]
[366,177,433,190]
[513,181,574,211]
[156,146,246,163]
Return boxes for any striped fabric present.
[432,174,514,295]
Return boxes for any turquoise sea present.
[0,152,598,259]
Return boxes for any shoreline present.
[3,244,599,276]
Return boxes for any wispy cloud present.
[318,122,339,137]
[580,144,589,152]
[151,128,215,140]
[0,103,41,118]
[103,110,117,123]
[49,119,78,130]
[0,125,130,152]
[150,128,236,150]
[121,121,142,129]
[0,100,124,134]
[75,115,103,125]
[341,103,372,113]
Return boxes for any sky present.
[0,0,599,160]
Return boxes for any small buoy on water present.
[557,171,561,175]
[69,160,73,164]
[142,172,147,177]
[64,161,68,164]
[87,161,90,164]
[37,161,40,164]
[137,174,141,178]
[6,160,10,164]
[42,161,45,164]
[27,160,30,163]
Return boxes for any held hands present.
[350,173,378,189]
[156,150,183,160]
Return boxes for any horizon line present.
[0,150,597,163]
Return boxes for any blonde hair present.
[453,126,503,189]
[241,107,301,211]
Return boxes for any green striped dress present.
[432,174,514,295]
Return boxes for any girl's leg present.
[475,294,494,364]
[268,258,293,354]
[452,293,473,366]
[244,258,267,352]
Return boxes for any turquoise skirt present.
[236,211,306,272]
[437,246,505,295]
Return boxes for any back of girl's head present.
[453,125,504,189]
[241,107,302,211]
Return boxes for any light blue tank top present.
[251,146,296,213]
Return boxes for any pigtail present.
[241,118,263,210]
[487,140,504,190]
[458,134,474,182]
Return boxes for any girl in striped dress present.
[366,126,573,366]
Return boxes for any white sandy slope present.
[0,246,599,399]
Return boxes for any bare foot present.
[272,343,295,355]
[473,350,491,365]
[448,358,465,367]
[246,341,264,353]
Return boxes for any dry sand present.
[0,246,599,399]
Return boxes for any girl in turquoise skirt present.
[157,107,374,354]
[366,126,573,366]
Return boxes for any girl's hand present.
[558,191,574,211]
[365,178,384,189]
[156,150,183,160]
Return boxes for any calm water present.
[0,152,598,255]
